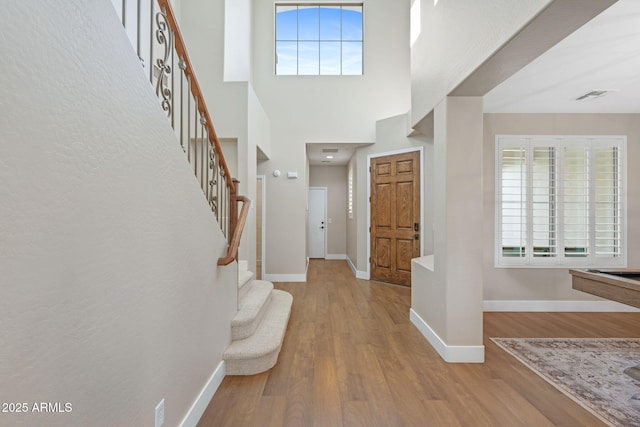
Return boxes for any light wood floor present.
[198,259,640,427]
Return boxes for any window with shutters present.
[495,135,626,268]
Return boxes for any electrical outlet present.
[155,399,165,427]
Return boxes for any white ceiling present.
[306,142,372,166]
[484,0,640,113]
[309,1,639,163]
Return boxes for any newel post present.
[229,179,240,247]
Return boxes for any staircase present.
[224,268,293,375]
[112,0,293,376]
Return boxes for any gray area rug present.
[491,338,640,427]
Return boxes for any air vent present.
[321,160,331,163]
[322,148,339,153]
[576,90,608,101]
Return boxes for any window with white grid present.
[275,4,363,75]
[495,136,626,267]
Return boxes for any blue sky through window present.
[276,4,363,75]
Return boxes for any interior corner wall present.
[251,0,411,277]
[309,166,348,256]
[180,0,248,141]
[411,97,484,349]
[257,138,308,277]
[483,113,640,302]
[410,0,552,125]
[0,2,236,426]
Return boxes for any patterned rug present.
[491,338,640,427]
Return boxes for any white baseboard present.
[179,361,225,427]
[263,273,307,282]
[325,253,347,260]
[356,270,369,280]
[346,256,370,280]
[409,309,485,363]
[346,256,357,275]
[483,300,640,312]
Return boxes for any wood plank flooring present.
[197,260,640,427]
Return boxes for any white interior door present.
[308,188,326,258]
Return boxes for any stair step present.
[232,280,274,340]
[238,270,254,290]
[224,289,293,375]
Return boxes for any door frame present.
[308,187,328,259]
[367,147,424,280]
[257,175,266,280]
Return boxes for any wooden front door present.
[370,151,420,286]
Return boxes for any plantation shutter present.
[532,145,557,258]
[496,136,625,267]
[499,143,527,259]
[593,144,623,258]
[563,144,589,257]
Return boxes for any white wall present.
[309,166,348,257]
[253,0,411,277]
[224,0,251,81]
[0,1,236,426]
[410,0,552,125]
[413,98,484,348]
[483,114,640,302]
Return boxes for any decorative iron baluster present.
[149,0,153,82]
[179,58,186,152]
[155,8,172,117]
[193,95,198,177]
[117,0,246,252]
[200,115,206,190]
[209,145,218,216]
[187,76,191,161]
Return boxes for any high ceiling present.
[484,0,640,113]
[308,1,640,165]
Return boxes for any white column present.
[412,96,484,362]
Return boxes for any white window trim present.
[494,135,627,269]
[274,2,364,76]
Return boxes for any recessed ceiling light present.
[326,155,334,159]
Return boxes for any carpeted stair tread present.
[224,289,293,375]
[238,270,254,290]
[231,280,274,340]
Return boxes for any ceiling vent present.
[321,160,331,163]
[322,148,339,153]
[576,90,608,101]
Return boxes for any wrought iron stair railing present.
[113,0,249,265]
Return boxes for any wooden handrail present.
[218,196,251,266]
[156,0,235,195]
